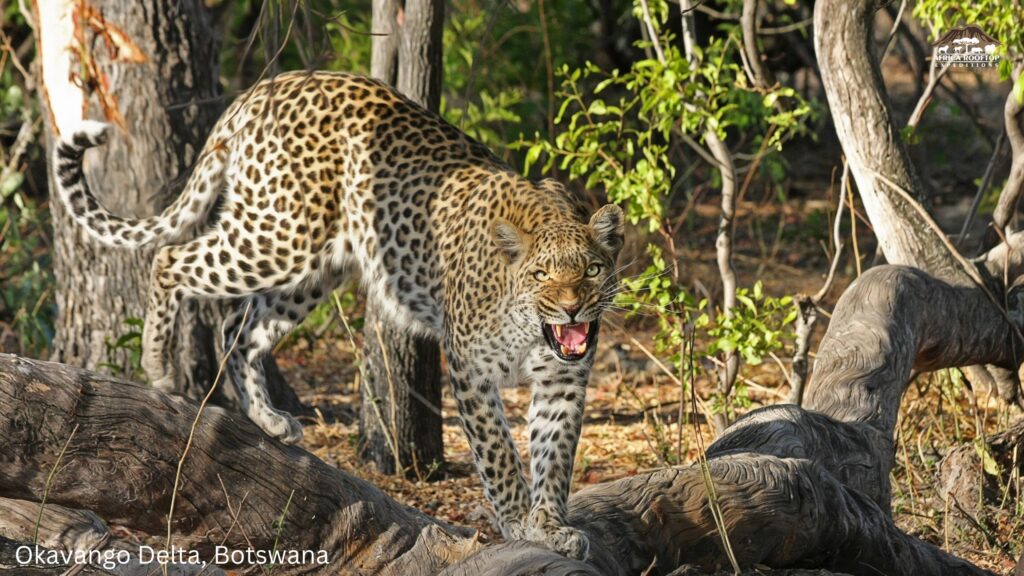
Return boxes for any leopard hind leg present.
[223,278,339,443]
[141,232,303,391]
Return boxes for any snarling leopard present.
[54,71,624,558]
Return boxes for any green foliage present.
[439,7,528,153]
[1,0,50,356]
[0,196,55,356]
[616,245,697,366]
[519,4,811,231]
[278,286,362,350]
[324,10,372,75]
[616,250,796,379]
[696,281,795,366]
[100,317,145,380]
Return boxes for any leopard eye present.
[533,270,550,282]
[585,263,601,277]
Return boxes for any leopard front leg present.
[523,345,592,559]
[446,350,531,539]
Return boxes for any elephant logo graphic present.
[932,25,1000,68]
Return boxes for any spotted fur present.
[53,71,624,559]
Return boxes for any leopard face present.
[493,204,624,361]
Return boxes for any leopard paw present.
[501,518,528,540]
[526,524,589,560]
[255,409,304,444]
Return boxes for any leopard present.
[53,71,624,559]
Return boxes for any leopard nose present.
[562,302,580,321]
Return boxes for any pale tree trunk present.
[360,0,445,475]
[679,0,739,432]
[993,63,1024,235]
[35,0,301,412]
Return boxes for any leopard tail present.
[53,121,224,249]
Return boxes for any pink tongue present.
[557,323,588,347]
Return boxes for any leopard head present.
[492,204,624,361]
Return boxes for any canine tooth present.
[554,325,563,337]
[560,345,570,356]
[578,342,587,354]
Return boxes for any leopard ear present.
[491,218,529,264]
[589,204,624,255]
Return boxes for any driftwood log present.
[1,262,1016,575]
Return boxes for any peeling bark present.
[36,0,302,413]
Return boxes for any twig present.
[267,489,295,575]
[847,169,862,277]
[907,53,952,129]
[740,0,769,88]
[993,63,1024,233]
[626,334,715,422]
[374,321,403,475]
[638,0,666,64]
[0,117,37,202]
[815,162,849,302]
[789,162,850,404]
[676,0,740,431]
[879,0,907,66]
[34,424,79,545]
[685,325,741,576]
[333,292,402,473]
[957,131,1006,247]
[537,0,556,146]
[758,18,813,36]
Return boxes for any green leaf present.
[524,144,543,173]
[0,172,23,198]
[736,294,757,312]
[974,440,1002,477]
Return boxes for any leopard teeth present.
[560,344,570,356]
[554,325,563,338]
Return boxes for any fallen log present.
[0,266,1000,576]
[0,497,109,554]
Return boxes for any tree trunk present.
[35,0,302,413]
[993,63,1024,234]
[360,0,445,475]
[813,0,951,271]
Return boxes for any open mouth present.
[542,321,599,361]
